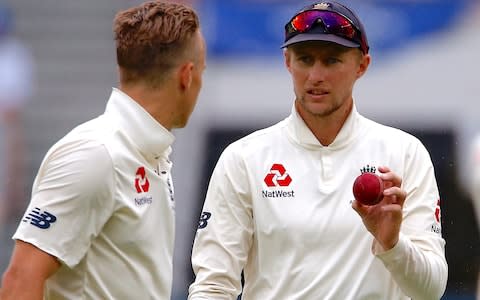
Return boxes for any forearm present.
[1,268,46,300]
[1,240,61,300]
[374,234,448,300]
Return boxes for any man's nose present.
[308,61,327,83]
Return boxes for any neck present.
[295,100,353,146]
[119,82,177,131]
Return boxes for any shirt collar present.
[287,103,360,149]
[104,88,175,160]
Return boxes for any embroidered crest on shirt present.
[360,165,377,174]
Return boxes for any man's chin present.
[172,119,189,129]
[304,103,334,117]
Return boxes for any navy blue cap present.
[282,1,369,53]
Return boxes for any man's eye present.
[298,56,312,64]
[326,57,340,64]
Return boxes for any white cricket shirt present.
[14,88,176,299]
[189,105,447,300]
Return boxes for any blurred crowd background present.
[0,0,479,299]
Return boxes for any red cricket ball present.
[352,173,384,205]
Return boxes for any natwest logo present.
[135,166,150,193]
[429,198,442,235]
[435,199,441,223]
[264,163,292,187]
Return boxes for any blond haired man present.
[1,1,206,299]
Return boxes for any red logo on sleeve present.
[264,164,292,187]
[135,167,150,193]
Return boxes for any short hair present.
[113,1,200,86]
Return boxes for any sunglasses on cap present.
[285,9,369,54]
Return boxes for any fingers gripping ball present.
[353,170,384,206]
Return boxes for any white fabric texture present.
[189,105,447,300]
[14,88,176,299]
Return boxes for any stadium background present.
[1,0,479,299]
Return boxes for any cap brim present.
[281,33,359,49]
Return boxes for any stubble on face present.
[287,42,361,121]
[295,92,347,119]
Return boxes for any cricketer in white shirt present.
[13,88,176,299]
[189,105,448,300]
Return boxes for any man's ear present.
[284,49,292,72]
[357,53,371,79]
[179,62,194,91]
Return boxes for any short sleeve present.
[13,138,115,267]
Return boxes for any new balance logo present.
[197,211,212,229]
[264,164,292,187]
[23,207,57,229]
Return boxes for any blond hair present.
[113,1,200,86]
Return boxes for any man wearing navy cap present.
[188,1,447,299]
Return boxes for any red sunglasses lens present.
[291,10,320,32]
[319,11,355,39]
[291,10,355,39]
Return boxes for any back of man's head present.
[113,1,199,87]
